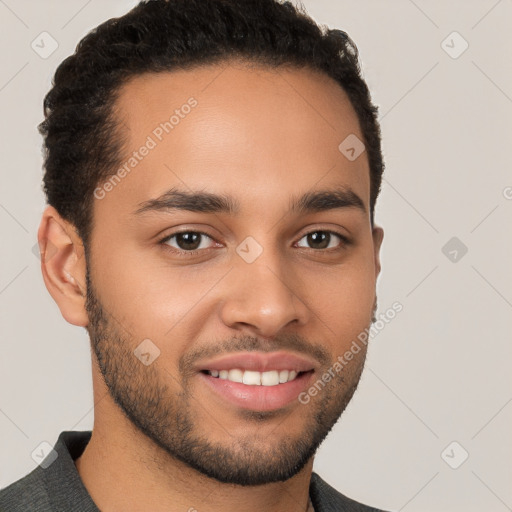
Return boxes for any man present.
[1,0,390,510]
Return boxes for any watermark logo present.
[31,32,58,59]
[441,441,469,469]
[31,441,58,469]
[338,134,365,162]
[236,236,263,263]
[441,31,469,60]
[134,338,161,366]
[442,236,468,263]
[32,238,58,262]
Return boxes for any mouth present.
[196,351,317,412]
[202,368,307,386]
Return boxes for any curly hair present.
[39,0,384,249]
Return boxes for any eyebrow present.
[133,186,366,216]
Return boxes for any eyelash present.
[158,229,351,257]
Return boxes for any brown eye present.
[296,231,348,250]
[161,231,215,252]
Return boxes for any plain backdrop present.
[1,1,511,511]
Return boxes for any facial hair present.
[84,263,371,486]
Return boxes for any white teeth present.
[208,368,301,386]
[279,370,289,383]
[243,370,261,386]
[261,370,279,386]
[228,369,243,383]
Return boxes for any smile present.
[205,369,300,386]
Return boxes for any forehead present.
[99,60,370,218]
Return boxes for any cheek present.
[298,254,376,347]
[88,239,184,336]
[90,241,227,356]
[90,231,377,359]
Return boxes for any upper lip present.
[196,351,317,373]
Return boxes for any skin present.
[38,60,384,512]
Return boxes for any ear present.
[37,205,89,327]
[371,225,384,279]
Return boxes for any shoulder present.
[0,431,94,512]
[0,465,52,511]
[310,472,393,512]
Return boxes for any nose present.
[219,250,311,339]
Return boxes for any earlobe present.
[372,225,384,278]
[38,206,89,327]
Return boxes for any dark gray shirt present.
[0,431,390,511]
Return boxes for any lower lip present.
[199,371,314,412]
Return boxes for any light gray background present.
[1,1,511,511]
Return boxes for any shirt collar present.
[48,430,326,511]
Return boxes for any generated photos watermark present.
[298,301,403,405]
[94,97,198,200]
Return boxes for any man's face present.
[84,61,383,485]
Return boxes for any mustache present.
[179,333,331,376]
